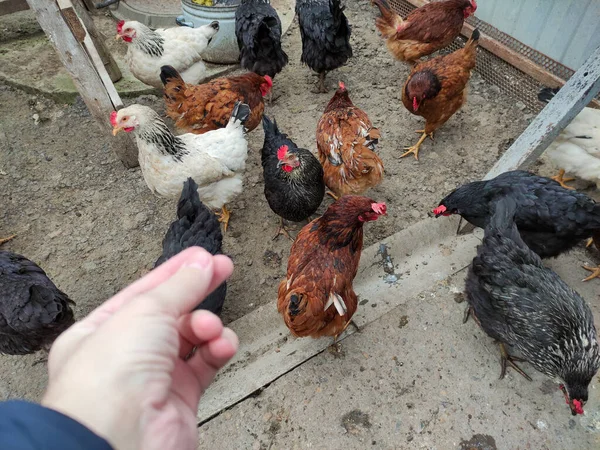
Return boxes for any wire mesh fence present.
[386,0,584,113]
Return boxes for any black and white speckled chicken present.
[155,178,226,316]
[296,0,352,92]
[235,0,289,84]
[465,196,600,416]
[434,170,600,280]
[0,251,75,355]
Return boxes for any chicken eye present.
[121,117,128,122]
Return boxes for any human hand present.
[42,247,238,450]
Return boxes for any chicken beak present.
[115,34,123,41]
[112,126,122,136]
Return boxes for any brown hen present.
[160,65,272,134]
[401,29,480,160]
[372,0,477,64]
[317,82,383,198]
[278,196,386,341]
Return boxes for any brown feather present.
[163,73,268,134]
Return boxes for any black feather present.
[155,178,227,316]
[465,196,600,408]
[296,0,352,74]
[437,170,600,258]
[261,115,325,222]
[235,0,289,78]
[0,252,75,355]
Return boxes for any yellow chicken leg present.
[582,265,600,282]
[401,131,432,160]
[326,190,339,201]
[551,169,575,190]
[0,234,16,246]
[216,206,231,232]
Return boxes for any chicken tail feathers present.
[538,86,560,104]
[464,28,480,52]
[262,114,280,137]
[372,0,402,38]
[176,178,203,222]
[229,101,251,127]
[160,65,184,88]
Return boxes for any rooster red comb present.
[277,145,289,160]
[470,0,478,10]
[573,399,584,415]
[263,75,273,88]
[116,20,125,34]
[110,111,118,127]
[433,205,447,215]
[372,203,387,215]
[413,96,419,111]
[338,81,346,91]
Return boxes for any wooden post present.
[26,0,138,168]
[69,0,122,83]
[484,45,600,180]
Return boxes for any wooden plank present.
[197,217,481,424]
[0,0,28,16]
[26,0,137,168]
[57,0,123,95]
[68,0,122,84]
[483,45,600,180]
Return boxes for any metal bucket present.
[178,0,240,64]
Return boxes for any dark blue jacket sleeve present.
[0,400,113,450]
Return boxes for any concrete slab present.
[0,0,294,101]
[196,216,483,423]
[195,231,600,450]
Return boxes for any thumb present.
[132,248,228,317]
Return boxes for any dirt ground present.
[0,0,537,403]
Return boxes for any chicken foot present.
[272,217,294,242]
[581,233,600,281]
[551,169,575,190]
[401,131,433,160]
[215,206,231,232]
[0,234,16,246]
[499,343,532,381]
[330,319,360,353]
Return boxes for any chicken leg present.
[401,131,433,160]
[551,169,575,190]
[326,190,339,201]
[272,217,294,242]
[499,342,532,381]
[0,235,16,246]
[581,232,600,281]
[317,72,328,94]
[216,206,231,232]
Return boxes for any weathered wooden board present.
[26,0,137,168]
[196,217,482,424]
[484,46,600,179]
[0,0,28,16]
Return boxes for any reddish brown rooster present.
[372,0,477,64]
[160,65,272,134]
[316,82,383,198]
[278,196,386,342]
[401,29,480,160]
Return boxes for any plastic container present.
[178,0,240,64]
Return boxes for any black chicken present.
[296,0,352,93]
[0,251,75,355]
[155,178,227,316]
[464,196,600,416]
[434,170,600,280]
[235,0,289,89]
[262,115,325,240]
